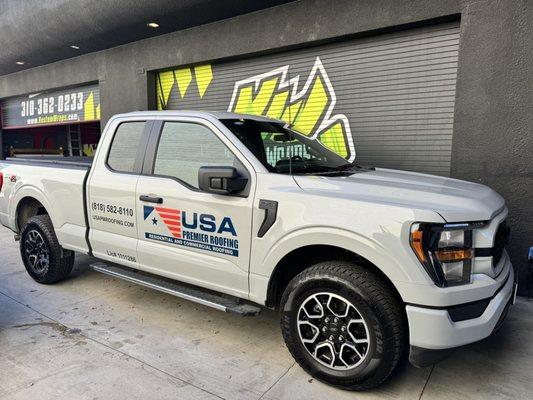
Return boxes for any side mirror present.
[198,166,248,195]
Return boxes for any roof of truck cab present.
[112,110,281,123]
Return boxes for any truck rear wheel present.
[20,215,75,284]
[280,261,406,390]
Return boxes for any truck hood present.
[293,168,505,222]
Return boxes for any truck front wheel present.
[20,215,75,284]
[280,261,406,390]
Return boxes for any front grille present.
[492,220,510,266]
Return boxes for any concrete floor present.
[0,226,532,399]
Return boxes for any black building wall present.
[450,0,532,294]
[0,0,531,292]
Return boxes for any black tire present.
[20,215,75,284]
[280,261,406,391]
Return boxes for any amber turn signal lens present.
[410,229,426,263]
[435,248,473,263]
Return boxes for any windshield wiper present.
[335,162,363,170]
[299,162,374,175]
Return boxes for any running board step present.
[90,262,261,317]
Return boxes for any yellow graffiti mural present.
[194,65,213,98]
[157,70,175,109]
[155,57,354,160]
[83,91,101,121]
[228,57,355,160]
[175,68,192,98]
[156,64,213,109]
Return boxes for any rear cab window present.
[107,121,146,173]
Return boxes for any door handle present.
[139,195,163,204]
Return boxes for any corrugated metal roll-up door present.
[156,22,459,175]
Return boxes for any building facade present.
[0,0,531,292]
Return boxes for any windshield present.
[221,119,353,174]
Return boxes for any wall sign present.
[1,83,100,129]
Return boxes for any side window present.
[107,121,145,172]
[154,122,236,188]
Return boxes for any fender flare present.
[260,226,428,305]
[263,226,410,281]
[11,185,58,231]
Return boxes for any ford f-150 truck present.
[0,111,517,390]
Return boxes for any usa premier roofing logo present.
[144,206,182,238]
[143,205,239,257]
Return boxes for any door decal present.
[143,205,239,257]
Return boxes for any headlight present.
[410,222,483,287]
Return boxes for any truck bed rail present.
[2,156,92,169]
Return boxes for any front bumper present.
[406,258,515,356]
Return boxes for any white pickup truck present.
[0,111,517,390]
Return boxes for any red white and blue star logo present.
[144,206,182,238]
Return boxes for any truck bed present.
[0,157,91,254]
